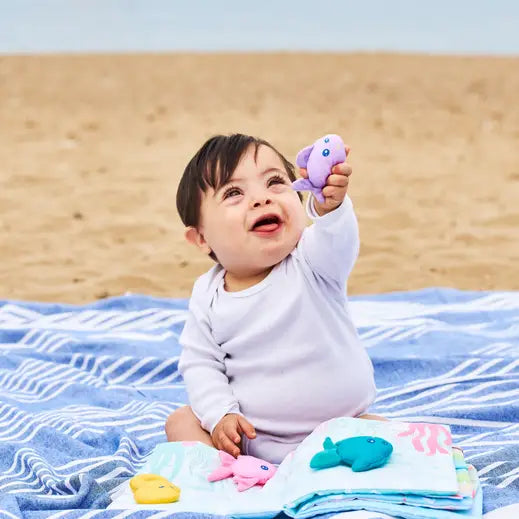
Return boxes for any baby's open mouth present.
[251,214,282,233]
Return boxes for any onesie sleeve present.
[178,282,241,434]
[298,194,360,291]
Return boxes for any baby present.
[165,134,378,464]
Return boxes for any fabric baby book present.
[109,417,482,519]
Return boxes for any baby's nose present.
[252,198,272,208]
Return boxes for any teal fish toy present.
[310,436,393,472]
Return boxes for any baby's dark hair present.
[176,134,301,260]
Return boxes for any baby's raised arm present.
[296,152,359,291]
[298,193,360,292]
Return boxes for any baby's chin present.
[220,227,303,272]
[259,235,301,265]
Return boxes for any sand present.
[1,53,518,303]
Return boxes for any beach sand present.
[1,53,518,303]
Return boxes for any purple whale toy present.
[292,134,347,204]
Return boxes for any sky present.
[0,0,518,55]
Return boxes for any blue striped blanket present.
[0,289,518,518]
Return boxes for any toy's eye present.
[322,149,330,157]
[367,438,375,443]
[324,137,330,143]
[159,485,165,488]
[260,465,269,470]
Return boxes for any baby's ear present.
[185,227,212,255]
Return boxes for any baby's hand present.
[212,413,256,457]
[300,145,352,216]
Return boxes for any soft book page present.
[108,441,288,516]
[109,418,459,515]
[283,417,459,510]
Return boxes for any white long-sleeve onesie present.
[178,195,376,464]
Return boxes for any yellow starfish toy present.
[130,473,181,504]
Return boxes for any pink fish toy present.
[292,134,347,204]
[207,451,277,491]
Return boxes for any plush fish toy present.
[208,451,277,491]
[292,134,347,204]
[130,474,181,504]
[310,436,393,472]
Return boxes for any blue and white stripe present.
[0,289,517,518]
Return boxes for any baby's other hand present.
[212,413,256,457]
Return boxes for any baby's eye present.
[267,175,286,187]
[223,187,242,199]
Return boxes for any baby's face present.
[198,145,306,277]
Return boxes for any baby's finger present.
[218,431,240,457]
[322,185,345,202]
[299,168,308,179]
[332,162,352,177]
[345,145,351,156]
[326,174,349,187]
[223,422,241,444]
[237,416,256,439]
